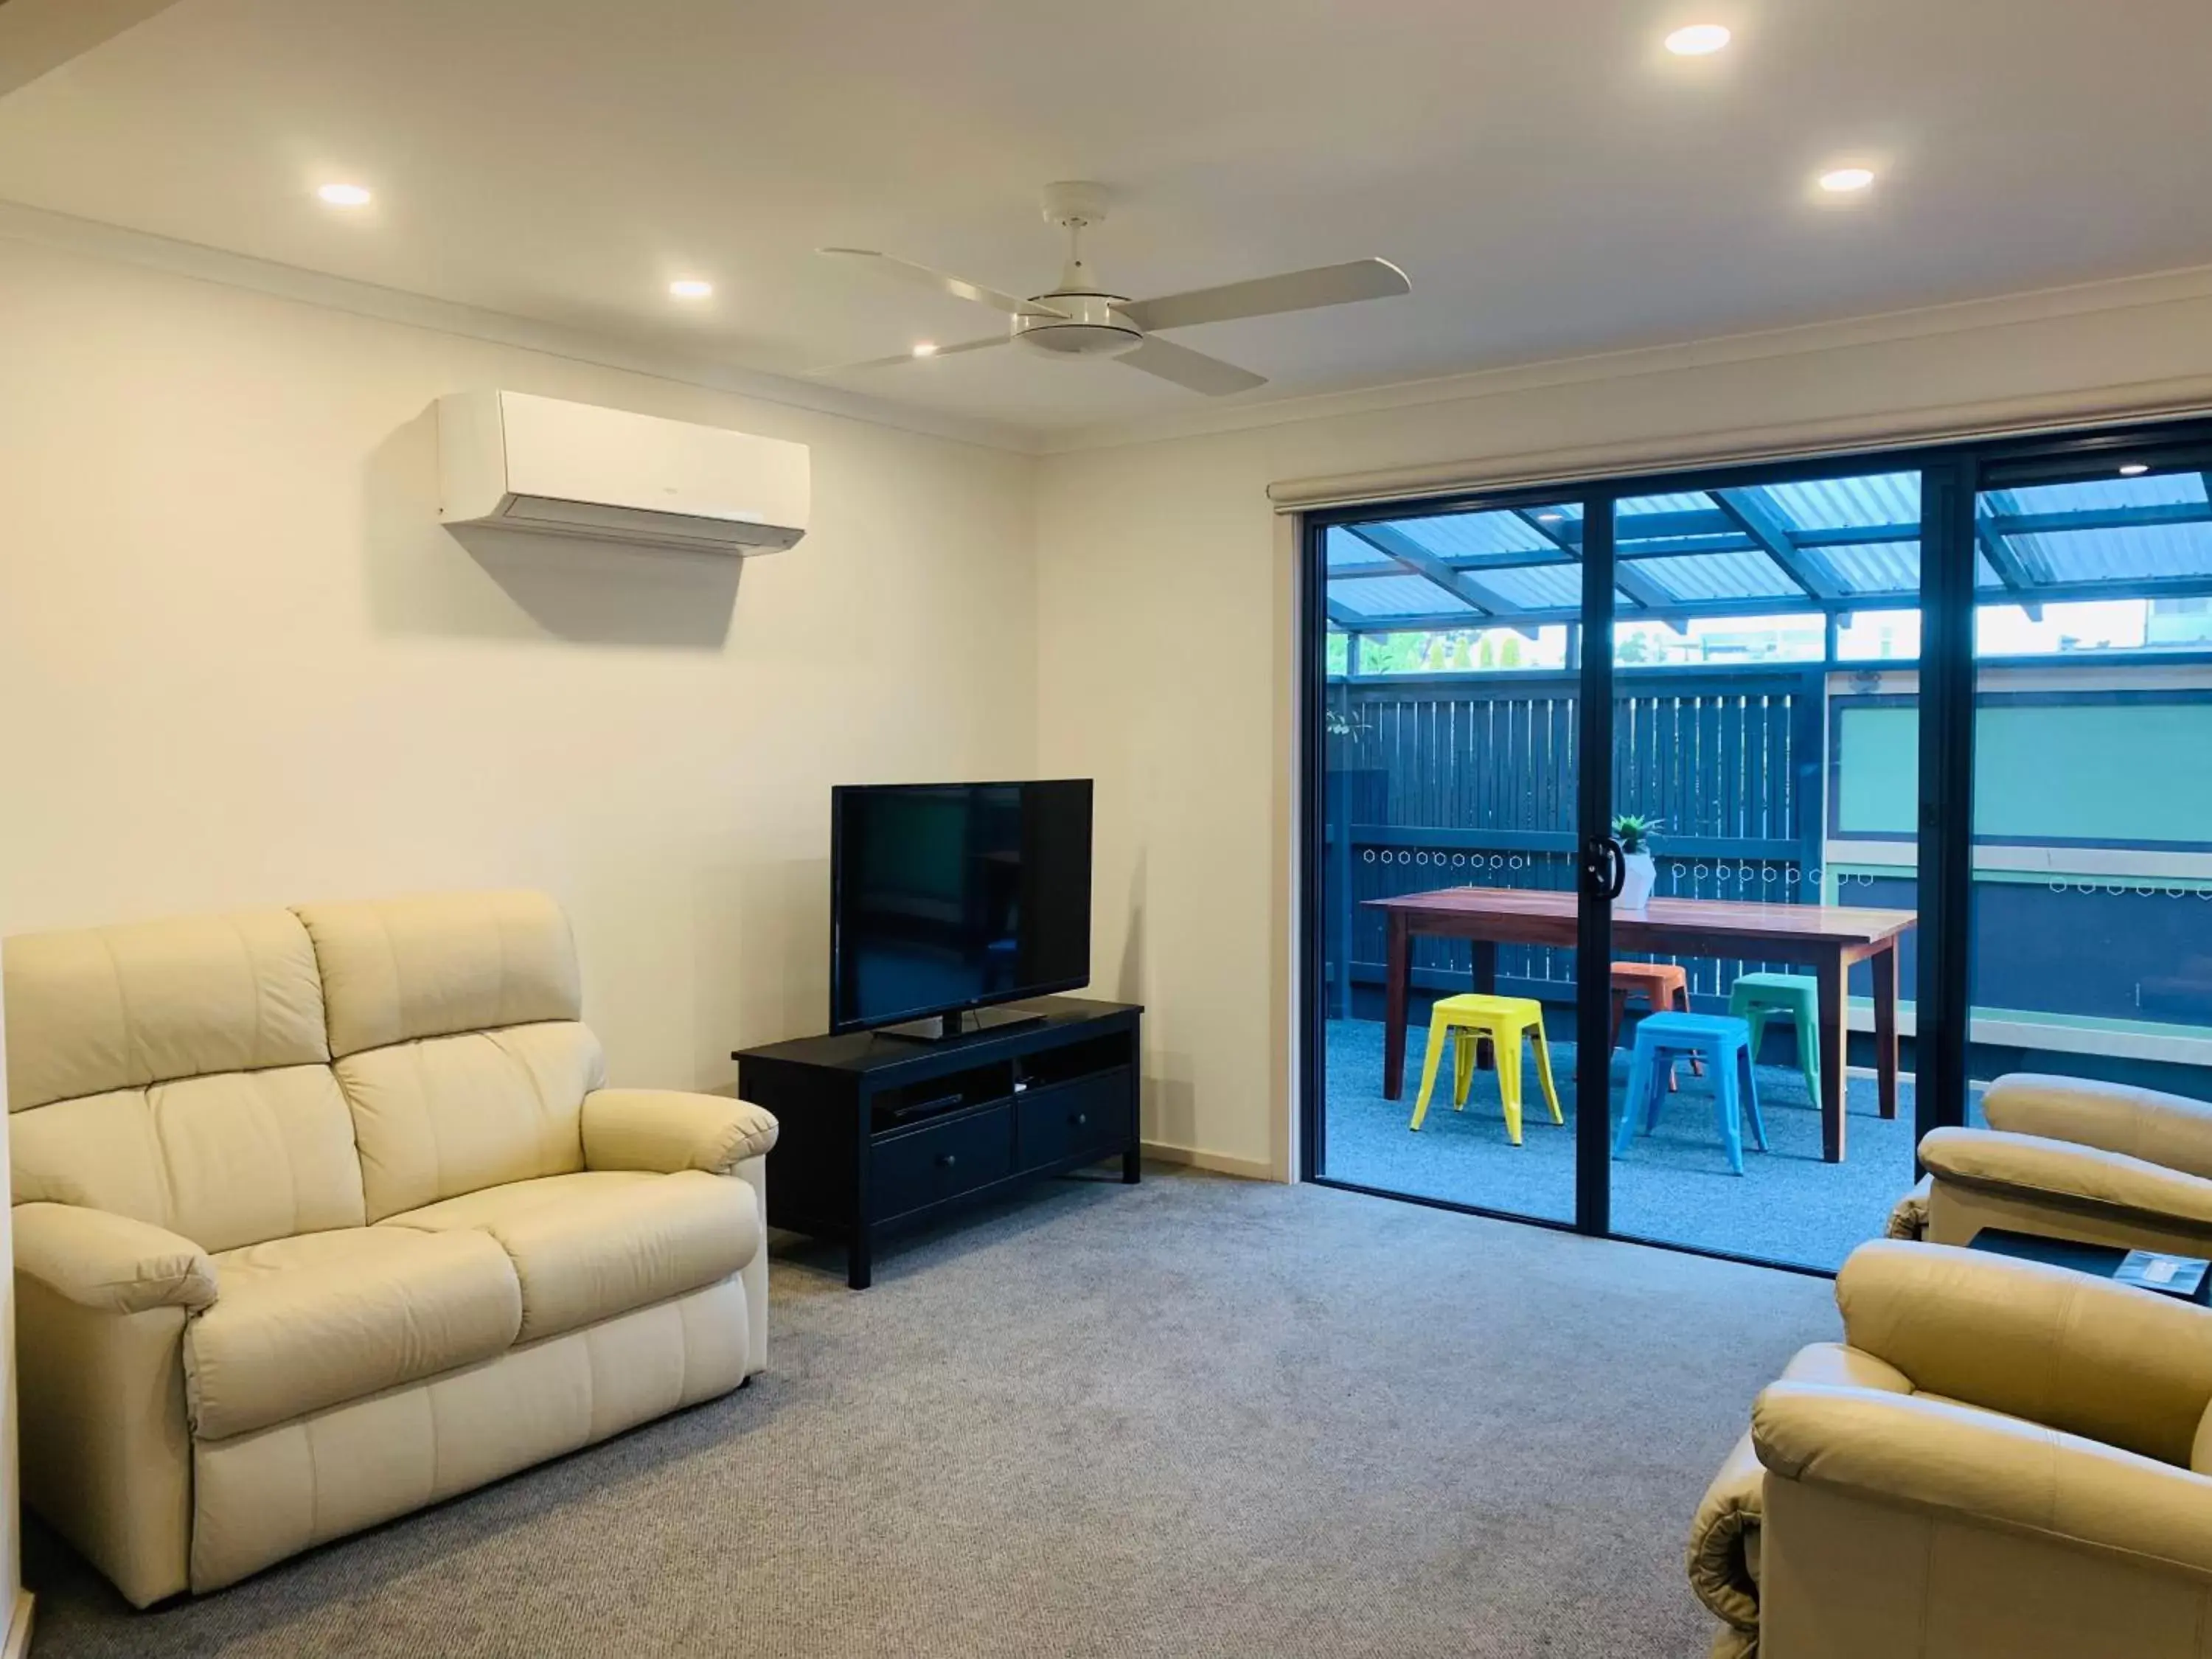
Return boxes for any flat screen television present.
[830,779,1093,1037]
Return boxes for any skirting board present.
[1141,1141,1284,1183]
[4,1590,33,1659]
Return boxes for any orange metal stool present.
[1609,961,1703,1088]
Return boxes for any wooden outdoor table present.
[1362,886,1918,1163]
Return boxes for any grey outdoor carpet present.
[1323,1018,1941,1270]
[25,1169,1837,1659]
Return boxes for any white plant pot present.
[1619,850,1658,911]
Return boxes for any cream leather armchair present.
[1692,1239,2212,1658]
[1898,1073,2212,1256]
[7,891,776,1605]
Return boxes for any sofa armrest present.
[13,1202,216,1315]
[1754,1382,2212,1585]
[1985,1073,2212,1181]
[581,1088,779,1177]
[1688,1341,1915,1632]
[1834,1239,2212,1467]
[1921,1125,2212,1234]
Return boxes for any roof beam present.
[1975,491,2045,622]
[1349,524,1540,639]
[1988,501,2212,537]
[1512,507,1680,622]
[1711,486,1846,601]
[1324,598,1366,630]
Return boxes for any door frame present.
[1297,414,2212,1272]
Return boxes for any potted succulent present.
[1612,813,1663,911]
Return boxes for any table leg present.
[1471,939,1499,1068]
[1871,945,1899,1121]
[1815,956,1847,1163]
[1383,913,1411,1101]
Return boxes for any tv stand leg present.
[1121,1144,1142,1185]
[848,1230,873,1290]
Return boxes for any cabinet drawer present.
[872,1103,1014,1219]
[1015,1069,1131,1171]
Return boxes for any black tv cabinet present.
[734,998,1141,1288]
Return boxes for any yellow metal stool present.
[1408,993,1563,1143]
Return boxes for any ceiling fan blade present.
[1116,257,1410,333]
[817,248,1068,319]
[806,335,1009,377]
[1117,336,1267,397]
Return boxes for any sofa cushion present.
[294,891,581,1060]
[335,1022,605,1222]
[379,1170,757,1343]
[187,1228,522,1441]
[4,907,330,1111]
[12,1065,368,1253]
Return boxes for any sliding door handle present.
[1579,835,1627,900]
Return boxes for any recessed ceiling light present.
[1664,23,1731,55]
[316,182,372,208]
[668,279,714,299]
[1818,167,1876,193]
[2119,463,2151,476]
[911,341,939,358]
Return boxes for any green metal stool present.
[1728,972,1821,1102]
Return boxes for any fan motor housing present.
[1014,292,1143,358]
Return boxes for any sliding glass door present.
[1600,468,1928,1269]
[1315,497,1588,1224]
[1964,440,2212,1113]
[1303,417,2212,1273]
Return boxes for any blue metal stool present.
[1611,1011,1769,1175]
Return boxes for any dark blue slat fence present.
[1324,667,1828,1017]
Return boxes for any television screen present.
[830,779,1093,1032]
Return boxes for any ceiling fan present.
[813,181,1411,396]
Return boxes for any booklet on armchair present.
[2115,1250,2211,1300]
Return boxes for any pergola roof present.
[1325,469,2212,633]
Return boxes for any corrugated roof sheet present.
[1374,511,1554,560]
[1324,467,2212,625]
[1634,550,1805,602]
[1325,526,1393,570]
[1759,473,1921,530]
[1332,574,1481,619]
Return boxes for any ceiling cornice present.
[1038,262,2212,456]
[11,192,2212,470]
[0,198,1043,456]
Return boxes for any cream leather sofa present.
[1692,1239,2212,1658]
[7,890,776,1605]
[1896,1073,2212,1258]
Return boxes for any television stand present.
[735,997,1141,1288]
[875,1005,1048,1043]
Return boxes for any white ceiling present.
[4,0,2211,438]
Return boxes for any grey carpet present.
[26,1169,1837,1659]
[1323,1017,1958,1270]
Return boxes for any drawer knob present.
[1073,1113,1089,1127]
[937,1152,957,1168]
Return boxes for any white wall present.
[1034,276,2212,1177]
[0,236,1039,1086]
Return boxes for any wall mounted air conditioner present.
[437,389,810,554]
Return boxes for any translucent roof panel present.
[1997,474,2208,515]
[1325,526,1394,571]
[1631,550,1806,604]
[2014,524,2212,584]
[1616,490,1718,517]
[1818,541,1922,598]
[1368,511,1554,561]
[1756,473,1921,531]
[1466,562,1581,611]
[1329,574,1481,620]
